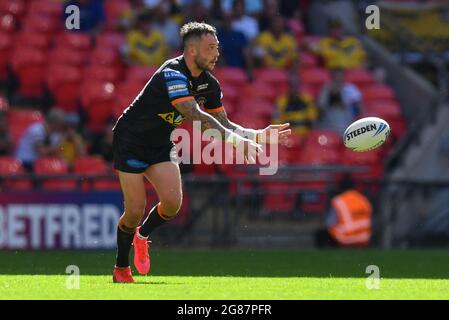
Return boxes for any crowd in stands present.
[365,0,449,89]
[0,0,407,202]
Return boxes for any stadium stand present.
[0,0,411,245]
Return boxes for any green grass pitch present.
[1,249,449,299]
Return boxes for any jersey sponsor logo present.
[168,84,187,91]
[168,88,189,99]
[197,83,208,91]
[166,79,189,99]
[126,159,149,169]
[158,112,184,126]
[163,68,188,81]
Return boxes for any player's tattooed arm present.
[173,98,262,162]
[173,98,231,138]
[210,109,260,142]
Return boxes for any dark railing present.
[0,165,382,246]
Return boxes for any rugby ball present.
[343,117,390,152]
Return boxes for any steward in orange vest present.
[328,190,372,246]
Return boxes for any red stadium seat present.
[362,84,396,102]
[8,109,43,125]
[46,64,83,112]
[0,96,8,111]
[14,31,51,49]
[0,32,12,80]
[300,68,330,92]
[104,0,131,31]
[193,162,217,176]
[49,48,89,66]
[365,99,402,117]
[126,65,158,84]
[73,156,119,190]
[231,105,272,126]
[74,156,112,174]
[34,157,77,190]
[81,81,116,132]
[253,68,288,90]
[84,65,121,83]
[8,109,44,147]
[233,114,269,130]
[28,0,62,18]
[288,18,305,43]
[0,0,26,19]
[112,81,145,119]
[11,47,47,97]
[96,32,126,49]
[283,134,304,163]
[262,182,297,214]
[299,51,319,69]
[213,67,248,87]
[298,146,341,165]
[305,129,342,150]
[301,35,322,47]
[241,82,277,104]
[341,148,383,193]
[55,32,92,51]
[90,47,122,67]
[0,157,32,190]
[219,83,239,107]
[294,143,341,212]
[344,69,374,88]
[0,13,16,32]
[22,14,59,35]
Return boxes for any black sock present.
[115,225,135,268]
[139,204,169,238]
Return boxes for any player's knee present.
[124,200,146,221]
[161,196,182,219]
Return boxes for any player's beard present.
[195,56,215,72]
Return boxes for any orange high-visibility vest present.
[329,190,372,246]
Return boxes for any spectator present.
[279,0,301,19]
[0,110,11,156]
[184,0,210,24]
[217,13,250,69]
[15,108,66,171]
[317,68,362,135]
[152,3,181,55]
[124,11,168,66]
[254,16,298,69]
[258,0,279,32]
[313,20,366,69]
[231,0,260,41]
[273,73,318,137]
[64,0,105,33]
[120,0,152,31]
[210,0,225,25]
[60,113,87,166]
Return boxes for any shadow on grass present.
[1,249,449,279]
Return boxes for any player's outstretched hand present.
[242,138,263,164]
[258,123,291,146]
[227,132,263,164]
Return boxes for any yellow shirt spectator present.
[126,29,168,67]
[319,36,366,69]
[257,31,298,69]
[275,92,318,136]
